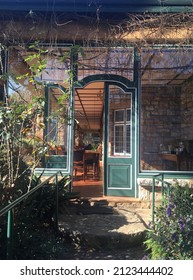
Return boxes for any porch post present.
[134,47,141,197]
[0,49,8,102]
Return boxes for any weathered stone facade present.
[138,178,192,202]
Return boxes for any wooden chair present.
[83,150,100,180]
[73,150,84,180]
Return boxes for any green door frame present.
[35,83,74,177]
[74,74,139,197]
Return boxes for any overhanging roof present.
[0,0,192,13]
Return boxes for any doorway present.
[72,78,137,198]
[72,81,104,198]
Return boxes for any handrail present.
[0,172,61,217]
[152,173,172,224]
[0,170,64,259]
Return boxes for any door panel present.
[104,83,136,197]
[108,164,132,188]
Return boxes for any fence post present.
[161,173,164,204]
[152,176,155,224]
[167,182,171,197]
[55,173,59,233]
[6,209,14,259]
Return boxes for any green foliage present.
[18,174,77,223]
[0,97,45,206]
[0,148,30,207]
[0,174,80,259]
[144,182,193,260]
[17,175,78,223]
[16,43,48,85]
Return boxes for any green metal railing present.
[152,173,172,224]
[0,171,64,259]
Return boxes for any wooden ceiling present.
[75,82,104,131]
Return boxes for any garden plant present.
[145,182,193,260]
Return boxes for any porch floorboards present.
[72,178,141,203]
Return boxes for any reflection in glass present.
[45,87,69,169]
[140,48,193,172]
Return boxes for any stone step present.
[58,202,151,250]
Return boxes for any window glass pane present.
[108,85,131,157]
[114,125,124,154]
[140,47,193,172]
[126,124,131,154]
[78,47,134,81]
[41,56,70,84]
[45,87,69,169]
[126,109,131,122]
[114,110,124,122]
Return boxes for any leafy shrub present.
[17,174,77,223]
[0,174,80,259]
[0,98,45,207]
[0,147,30,208]
[144,182,193,260]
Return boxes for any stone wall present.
[140,86,181,170]
[138,178,192,202]
[181,80,193,146]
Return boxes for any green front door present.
[104,82,137,197]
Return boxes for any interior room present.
[73,82,104,184]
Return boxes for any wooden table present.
[159,153,190,171]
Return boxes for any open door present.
[73,79,137,197]
[104,83,136,197]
